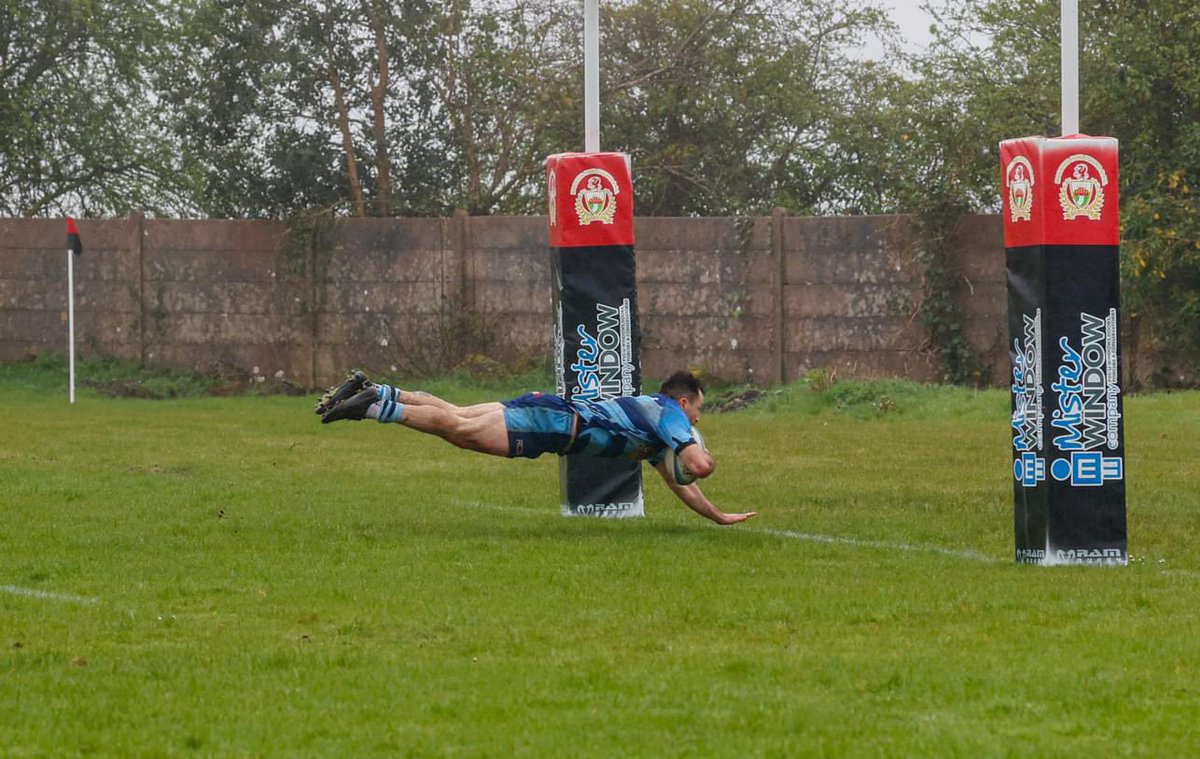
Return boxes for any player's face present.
[680,390,704,425]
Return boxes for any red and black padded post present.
[546,152,644,517]
[1001,135,1126,565]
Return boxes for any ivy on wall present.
[909,197,983,386]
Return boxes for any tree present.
[1092,0,1200,374]
[155,1,335,218]
[7,0,903,220]
[160,0,899,219]
[905,0,1200,373]
[600,0,895,215]
[428,0,578,215]
[0,0,180,216]
[158,0,445,219]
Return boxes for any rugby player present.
[316,369,756,526]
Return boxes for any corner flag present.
[67,217,84,256]
[65,218,82,403]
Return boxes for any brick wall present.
[1,212,1019,388]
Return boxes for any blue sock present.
[378,400,404,423]
[368,384,404,423]
[374,383,399,403]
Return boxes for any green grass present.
[3,365,1200,756]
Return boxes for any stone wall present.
[1,212,1015,388]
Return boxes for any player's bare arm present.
[653,459,756,526]
[678,442,715,478]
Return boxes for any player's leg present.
[320,383,574,462]
[453,401,506,418]
[317,372,504,420]
[395,389,458,411]
[398,391,502,419]
[396,405,509,456]
[379,385,502,419]
[320,386,510,456]
[396,394,571,458]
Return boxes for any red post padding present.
[1001,135,1119,248]
[546,152,634,249]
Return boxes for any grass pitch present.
[2,364,1199,756]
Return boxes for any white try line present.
[458,502,1200,575]
[460,501,998,563]
[1158,569,1200,581]
[749,528,1000,563]
[0,585,99,605]
[461,501,545,516]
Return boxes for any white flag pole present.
[1061,0,1079,135]
[584,0,600,152]
[67,245,76,404]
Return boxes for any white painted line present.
[460,501,544,516]
[749,528,1000,563]
[459,500,998,562]
[0,585,99,605]
[456,501,1200,574]
[1159,569,1200,580]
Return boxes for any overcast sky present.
[858,0,938,59]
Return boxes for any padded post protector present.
[546,152,644,518]
[1001,135,1127,564]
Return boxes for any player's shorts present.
[501,392,578,459]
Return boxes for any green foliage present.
[3,374,1199,753]
[8,0,905,219]
[725,370,1002,420]
[426,1,578,214]
[159,0,447,218]
[908,0,1200,372]
[602,0,894,215]
[0,0,180,215]
[1121,137,1200,374]
[910,197,983,386]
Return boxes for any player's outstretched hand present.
[716,511,758,525]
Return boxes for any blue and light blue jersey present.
[569,393,695,462]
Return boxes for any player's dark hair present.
[659,371,704,401]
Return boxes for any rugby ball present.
[666,426,706,486]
